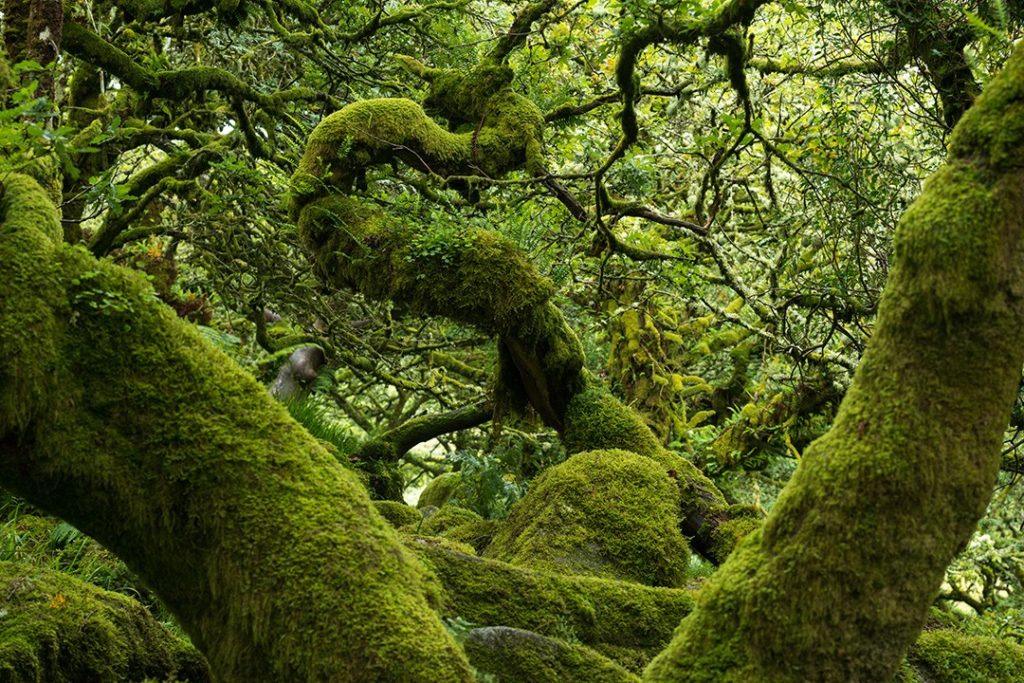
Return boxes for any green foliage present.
[278,393,360,458]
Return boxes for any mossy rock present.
[409,540,695,668]
[417,472,462,509]
[373,500,423,528]
[464,626,638,683]
[486,450,690,587]
[898,629,1024,682]
[442,519,498,555]
[420,504,482,536]
[562,383,662,458]
[0,560,208,682]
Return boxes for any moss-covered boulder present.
[0,560,208,682]
[373,500,423,528]
[420,504,482,536]
[409,540,694,668]
[486,450,689,587]
[417,471,462,509]
[464,626,638,683]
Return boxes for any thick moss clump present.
[290,61,545,208]
[899,630,1024,682]
[418,472,462,509]
[0,560,208,682]
[642,45,1024,682]
[441,519,498,555]
[373,500,423,528]
[420,504,483,536]
[486,450,689,587]
[0,175,473,682]
[464,626,639,683]
[562,382,663,458]
[295,195,556,337]
[561,379,754,565]
[409,540,694,664]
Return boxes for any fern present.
[280,394,360,458]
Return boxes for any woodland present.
[2,0,1024,681]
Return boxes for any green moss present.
[562,381,662,458]
[418,472,463,509]
[0,176,473,682]
[0,174,64,436]
[373,500,423,528]
[904,630,1024,682]
[560,379,749,565]
[440,519,498,555]
[706,506,763,564]
[420,504,483,536]
[295,195,555,337]
[289,78,545,212]
[642,45,1024,682]
[487,450,689,588]
[0,560,207,682]
[409,540,695,660]
[464,626,639,683]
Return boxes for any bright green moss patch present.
[418,472,463,509]
[464,626,639,683]
[373,500,423,528]
[487,450,689,587]
[903,630,1024,683]
[420,504,483,536]
[0,560,208,682]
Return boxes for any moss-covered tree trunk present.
[643,44,1024,682]
[0,173,473,682]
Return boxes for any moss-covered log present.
[643,43,1024,683]
[0,560,208,682]
[0,173,473,681]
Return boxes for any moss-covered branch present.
[63,18,337,113]
[643,43,1024,682]
[486,0,561,63]
[365,401,493,460]
[289,58,758,562]
[0,173,473,682]
[465,626,639,683]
